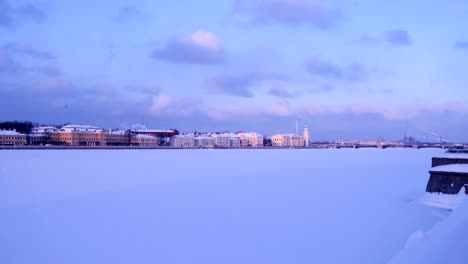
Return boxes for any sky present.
[0,0,467,141]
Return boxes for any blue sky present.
[1,0,467,141]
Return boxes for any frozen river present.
[0,149,455,263]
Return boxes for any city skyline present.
[1,0,467,141]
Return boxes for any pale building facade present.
[230,137,241,147]
[290,135,305,147]
[271,134,305,147]
[212,134,231,147]
[170,135,195,148]
[194,136,214,148]
[271,134,292,147]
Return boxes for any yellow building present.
[131,134,157,146]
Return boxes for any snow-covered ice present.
[0,148,463,264]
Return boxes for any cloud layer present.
[148,95,203,117]
[358,29,412,46]
[306,58,368,81]
[152,30,225,65]
[454,41,468,49]
[0,0,47,28]
[204,72,286,97]
[232,0,343,28]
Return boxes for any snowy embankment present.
[389,200,468,264]
[0,148,464,264]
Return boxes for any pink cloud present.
[148,95,203,117]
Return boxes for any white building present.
[230,137,241,148]
[290,135,305,147]
[212,134,231,147]
[170,134,195,148]
[194,136,214,148]
[271,134,292,147]
[31,126,58,134]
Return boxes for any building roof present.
[61,124,101,132]
[430,164,468,174]
[435,153,468,160]
[195,136,213,140]
[211,134,231,138]
[271,134,296,138]
[135,134,157,139]
[237,132,263,137]
[134,129,176,133]
[107,130,126,135]
[29,133,48,137]
[32,126,57,132]
[0,130,25,136]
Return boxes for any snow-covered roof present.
[62,124,99,129]
[435,153,468,160]
[135,134,157,139]
[61,124,101,132]
[271,134,296,138]
[29,133,47,137]
[107,130,126,135]
[237,132,263,137]
[173,134,195,138]
[211,134,231,138]
[32,126,57,132]
[195,136,213,140]
[430,164,468,174]
[0,130,24,136]
[134,129,176,133]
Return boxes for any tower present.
[303,125,310,147]
[295,119,299,136]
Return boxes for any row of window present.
[0,136,26,140]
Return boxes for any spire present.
[295,119,298,136]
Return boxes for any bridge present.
[309,141,467,150]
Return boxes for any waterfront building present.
[271,134,292,147]
[271,134,305,147]
[28,133,49,145]
[131,134,157,146]
[237,132,264,147]
[194,136,214,148]
[212,134,231,147]
[170,134,195,148]
[132,129,178,138]
[29,126,57,145]
[290,135,305,147]
[0,130,27,145]
[49,125,105,146]
[105,130,130,146]
[230,137,241,148]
